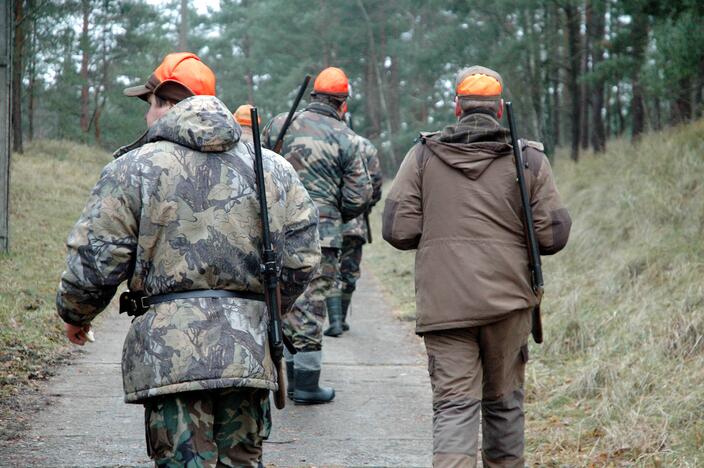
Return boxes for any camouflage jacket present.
[342,136,383,240]
[56,95,321,403]
[261,101,372,248]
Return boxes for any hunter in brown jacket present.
[383,66,571,468]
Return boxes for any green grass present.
[365,120,704,466]
[0,140,111,401]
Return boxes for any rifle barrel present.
[273,75,311,153]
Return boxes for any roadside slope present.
[0,140,112,437]
[364,119,704,465]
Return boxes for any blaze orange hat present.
[233,104,260,127]
[312,67,349,97]
[123,52,216,102]
[456,65,503,99]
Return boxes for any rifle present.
[345,112,373,244]
[272,75,311,153]
[250,106,291,409]
[505,102,544,344]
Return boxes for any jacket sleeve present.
[382,144,423,250]
[340,136,373,222]
[365,142,384,207]
[279,168,322,313]
[56,159,140,326]
[526,148,572,255]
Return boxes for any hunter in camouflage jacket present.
[261,101,372,248]
[56,95,321,404]
[342,136,383,240]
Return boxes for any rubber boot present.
[286,360,295,399]
[341,293,352,332]
[292,351,335,405]
[323,296,343,337]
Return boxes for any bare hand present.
[65,323,92,346]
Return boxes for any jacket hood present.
[113,95,241,158]
[423,112,512,180]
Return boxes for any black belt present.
[143,289,265,308]
[120,289,265,318]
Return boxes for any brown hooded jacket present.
[382,112,571,334]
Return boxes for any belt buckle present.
[140,296,150,311]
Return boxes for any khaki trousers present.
[423,309,532,468]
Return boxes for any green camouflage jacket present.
[261,101,372,248]
[56,95,321,403]
[342,136,383,240]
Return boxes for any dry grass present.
[0,140,111,405]
[365,119,704,466]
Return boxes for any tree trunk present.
[11,0,24,153]
[580,0,591,150]
[79,0,90,135]
[671,76,692,125]
[589,0,606,152]
[563,3,581,161]
[27,0,36,141]
[178,0,188,51]
[629,11,648,141]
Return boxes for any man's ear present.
[497,98,504,120]
[340,101,348,115]
[454,97,461,118]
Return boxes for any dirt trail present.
[1,267,432,467]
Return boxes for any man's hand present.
[65,323,93,346]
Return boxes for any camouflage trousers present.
[339,236,365,294]
[144,387,271,467]
[283,247,339,351]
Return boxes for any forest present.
[9,0,704,172]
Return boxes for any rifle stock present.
[250,107,289,408]
[505,102,544,344]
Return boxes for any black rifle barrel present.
[505,102,544,343]
[250,107,284,362]
[273,75,311,153]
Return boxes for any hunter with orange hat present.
[233,103,260,142]
[262,67,372,405]
[382,66,572,467]
[57,52,320,466]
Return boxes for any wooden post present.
[0,0,12,252]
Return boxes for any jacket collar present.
[305,101,342,121]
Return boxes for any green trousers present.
[144,387,271,467]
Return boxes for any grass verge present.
[0,140,111,435]
[364,119,704,466]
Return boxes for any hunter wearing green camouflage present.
[262,67,372,404]
[57,53,320,467]
[338,135,383,333]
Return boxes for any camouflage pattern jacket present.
[262,101,372,248]
[57,96,321,403]
[342,136,383,240]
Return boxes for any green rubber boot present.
[323,296,343,337]
[286,360,295,399]
[341,293,352,332]
[292,351,335,405]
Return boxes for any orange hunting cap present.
[455,65,503,99]
[233,104,260,127]
[124,52,216,102]
[312,67,350,97]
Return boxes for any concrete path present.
[1,268,432,467]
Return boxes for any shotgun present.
[505,101,544,344]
